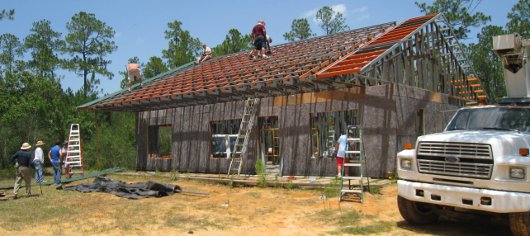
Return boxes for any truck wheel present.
[510,212,530,236]
[397,196,438,225]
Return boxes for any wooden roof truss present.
[79,14,486,112]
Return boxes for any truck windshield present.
[446,107,530,132]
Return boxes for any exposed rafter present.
[79,14,486,112]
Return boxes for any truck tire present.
[397,196,438,225]
[510,212,530,236]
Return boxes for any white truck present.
[397,33,530,236]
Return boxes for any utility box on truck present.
[396,34,530,236]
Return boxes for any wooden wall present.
[136,84,461,177]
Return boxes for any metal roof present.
[79,14,486,112]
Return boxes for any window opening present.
[310,110,358,158]
[148,124,173,158]
[210,119,241,158]
[259,116,280,165]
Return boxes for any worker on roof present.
[266,35,272,56]
[249,20,269,60]
[196,44,212,64]
[127,58,142,92]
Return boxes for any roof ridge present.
[184,21,398,61]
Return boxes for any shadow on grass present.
[396,216,512,236]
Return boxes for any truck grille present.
[417,142,493,179]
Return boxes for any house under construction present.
[79,14,487,178]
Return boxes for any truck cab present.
[396,34,530,236]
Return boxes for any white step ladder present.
[65,124,84,178]
[228,98,260,176]
[339,125,369,203]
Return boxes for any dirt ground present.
[0,173,514,235]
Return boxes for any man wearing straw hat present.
[11,142,33,199]
[34,140,45,183]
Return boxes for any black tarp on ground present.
[63,176,182,199]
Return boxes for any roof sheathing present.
[83,21,395,112]
[80,14,487,112]
[78,61,194,110]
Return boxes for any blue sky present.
[0,0,518,94]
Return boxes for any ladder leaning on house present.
[339,125,369,203]
[228,98,260,176]
[65,124,84,178]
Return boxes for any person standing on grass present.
[61,141,68,174]
[33,140,45,183]
[12,142,33,199]
[48,141,62,185]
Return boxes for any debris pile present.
[63,176,181,199]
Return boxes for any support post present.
[95,110,100,169]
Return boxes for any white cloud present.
[331,4,347,17]
[115,31,123,38]
[302,4,350,23]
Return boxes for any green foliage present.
[468,26,507,102]
[274,175,280,188]
[0,11,135,172]
[320,177,340,198]
[283,18,315,42]
[316,6,349,35]
[332,221,394,235]
[119,56,142,89]
[162,20,201,68]
[286,179,294,189]
[312,209,393,235]
[506,0,529,38]
[415,0,490,40]
[0,71,67,168]
[170,169,179,181]
[0,9,15,21]
[312,209,361,224]
[0,167,16,179]
[82,112,136,170]
[255,159,267,187]
[228,174,234,188]
[368,185,382,195]
[23,20,64,79]
[212,29,252,57]
[127,56,139,64]
[0,33,25,77]
[64,11,117,98]
[143,56,168,79]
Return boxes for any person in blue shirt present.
[48,141,63,185]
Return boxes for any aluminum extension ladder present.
[339,125,369,203]
[65,124,84,178]
[228,98,260,176]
